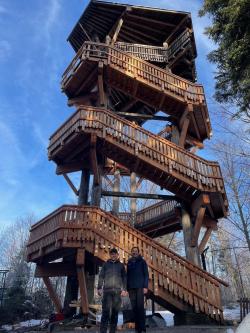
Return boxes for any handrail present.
[136,200,179,224]
[61,42,205,105]
[114,42,168,62]
[114,29,192,64]
[27,205,227,321]
[118,200,179,225]
[168,28,192,61]
[28,205,227,287]
[48,107,226,200]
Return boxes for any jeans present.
[100,290,121,333]
[128,288,145,332]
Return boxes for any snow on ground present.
[223,305,241,322]
[236,313,250,333]
[0,305,243,331]
[2,319,46,331]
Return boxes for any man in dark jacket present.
[127,246,149,333]
[98,248,127,333]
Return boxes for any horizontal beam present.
[117,112,172,121]
[35,263,76,277]
[102,190,181,201]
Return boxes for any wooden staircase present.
[26,205,227,322]
[48,106,228,219]
[61,42,210,142]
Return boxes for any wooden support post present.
[43,276,63,313]
[112,170,120,215]
[181,208,201,267]
[90,134,102,206]
[78,169,90,205]
[91,175,102,207]
[98,62,106,107]
[170,125,180,145]
[130,172,136,226]
[63,274,79,317]
[76,249,89,315]
[77,267,89,315]
[90,134,100,186]
[198,227,213,254]
[190,206,206,247]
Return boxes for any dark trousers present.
[100,290,121,333]
[129,288,145,332]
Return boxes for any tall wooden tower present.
[26,0,229,325]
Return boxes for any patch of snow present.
[223,305,241,321]
[152,311,174,326]
[19,319,42,327]
[1,325,12,331]
[236,313,250,333]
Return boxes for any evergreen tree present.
[199,0,250,119]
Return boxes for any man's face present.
[131,247,139,258]
[110,252,118,261]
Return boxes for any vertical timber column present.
[78,169,90,205]
[64,169,90,317]
[79,168,96,309]
[90,134,103,207]
[112,170,120,215]
[91,167,102,206]
[130,172,136,226]
[181,208,201,267]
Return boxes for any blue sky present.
[0,0,220,226]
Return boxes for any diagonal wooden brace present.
[179,104,193,147]
[198,227,213,254]
[42,276,63,313]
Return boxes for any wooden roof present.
[68,0,195,52]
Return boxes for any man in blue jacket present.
[127,246,149,333]
[98,248,127,333]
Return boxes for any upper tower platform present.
[68,0,197,82]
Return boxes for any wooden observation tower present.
[26,0,229,325]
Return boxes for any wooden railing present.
[136,200,178,225]
[118,200,179,225]
[114,42,168,62]
[61,42,205,106]
[114,29,192,65]
[168,28,192,62]
[48,107,226,201]
[27,205,227,321]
